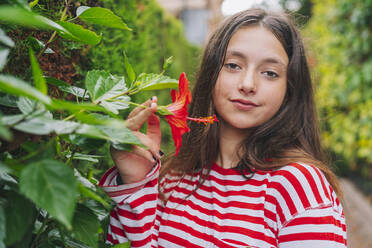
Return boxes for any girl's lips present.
[231,99,258,111]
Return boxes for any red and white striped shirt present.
[99,162,347,248]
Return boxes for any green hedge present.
[305,0,372,177]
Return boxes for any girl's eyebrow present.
[226,50,287,69]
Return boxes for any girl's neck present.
[216,122,249,169]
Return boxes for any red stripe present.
[270,181,298,216]
[117,206,156,221]
[98,166,117,186]
[273,169,311,209]
[293,163,324,204]
[158,232,205,248]
[285,214,343,227]
[163,208,276,245]
[279,232,346,244]
[313,167,331,201]
[165,196,264,224]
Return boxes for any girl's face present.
[213,25,288,133]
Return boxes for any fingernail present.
[159,150,164,156]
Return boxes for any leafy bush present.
[305,0,372,177]
[0,1,196,247]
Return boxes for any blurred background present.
[2,0,371,246]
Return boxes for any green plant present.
[0,1,180,247]
[305,0,372,177]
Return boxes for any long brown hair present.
[160,8,340,198]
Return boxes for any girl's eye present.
[262,71,279,78]
[225,63,241,70]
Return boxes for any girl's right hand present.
[110,97,162,184]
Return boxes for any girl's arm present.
[100,97,162,247]
[99,162,161,247]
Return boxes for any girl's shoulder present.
[264,162,344,222]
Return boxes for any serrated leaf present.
[136,73,178,91]
[85,70,130,114]
[72,204,99,248]
[0,48,10,71]
[19,159,78,229]
[78,7,131,30]
[3,191,36,246]
[29,48,47,94]
[98,125,142,146]
[0,28,14,47]
[0,74,52,105]
[45,77,88,99]
[17,97,49,116]
[56,21,101,45]
[0,6,68,31]
[123,51,135,83]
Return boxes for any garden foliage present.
[305,0,372,177]
[0,0,198,247]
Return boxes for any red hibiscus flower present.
[163,72,192,155]
[161,72,218,155]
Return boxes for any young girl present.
[99,8,347,248]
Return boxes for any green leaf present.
[123,51,135,83]
[78,7,132,30]
[0,6,67,31]
[0,74,52,105]
[67,152,102,163]
[76,6,90,17]
[85,70,130,114]
[156,105,174,116]
[163,56,173,71]
[0,204,5,248]
[98,125,142,146]
[0,93,18,107]
[56,21,102,45]
[26,36,54,54]
[16,97,50,116]
[0,28,15,47]
[0,113,12,141]
[19,159,78,229]
[72,204,99,248]
[78,183,111,210]
[0,48,10,71]
[29,48,47,94]
[65,134,106,151]
[3,190,36,246]
[45,77,88,99]
[112,242,131,248]
[136,73,178,91]
[50,99,109,114]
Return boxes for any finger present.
[133,131,161,159]
[126,102,157,131]
[147,113,161,147]
[127,99,152,119]
[132,145,157,163]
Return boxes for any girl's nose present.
[238,70,257,94]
